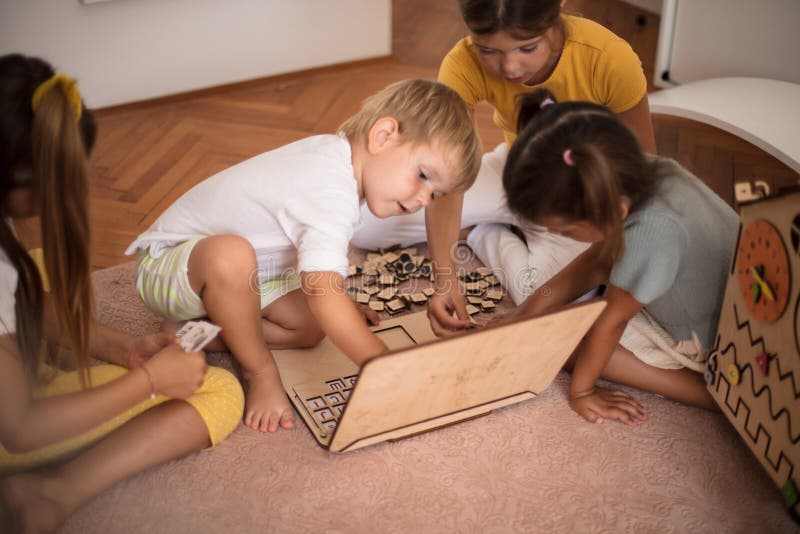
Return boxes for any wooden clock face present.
[736,219,791,323]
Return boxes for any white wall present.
[0,0,391,108]
[655,0,800,87]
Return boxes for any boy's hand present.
[569,386,647,427]
[126,332,176,369]
[357,304,380,326]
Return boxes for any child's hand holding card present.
[174,320,222,352]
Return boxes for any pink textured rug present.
[62,256,798,533]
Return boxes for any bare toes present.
[280,412,296,429]
[267,412,282,432]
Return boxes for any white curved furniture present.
[648,77,800,175]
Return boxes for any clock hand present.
[749,266,776,302]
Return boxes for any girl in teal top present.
[500,88,738,426]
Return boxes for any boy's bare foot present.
[0,473,69,534]
[243,366,296,432]
[160,319,227,352]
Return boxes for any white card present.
[174,320,222,352]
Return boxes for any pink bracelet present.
[141,364,157,399]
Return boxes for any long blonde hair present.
[0,54,96,386]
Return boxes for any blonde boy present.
[126,80,482,433]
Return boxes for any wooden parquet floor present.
[16,0,798,270]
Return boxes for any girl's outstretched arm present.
[619,95,656,154]
[568,284,647,426]
[0,335,206,453]
[425,193,471,336]
[515,242,610,318]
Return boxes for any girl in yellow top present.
[351,0,656,334]
[0,54,243,532]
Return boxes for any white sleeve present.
[277,186,358,277]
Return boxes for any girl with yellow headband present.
[0,54,244,532]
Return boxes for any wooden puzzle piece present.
[376,287,397,301]
[465,283,483,295]
[485,275,500,286]
[385,298,407,314]
[364,285,380,296]
[485,289,503,302]
[378,274,397,286]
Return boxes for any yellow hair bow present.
[31,72,83,121]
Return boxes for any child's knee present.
[193,235,257,282]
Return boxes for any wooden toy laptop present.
[705,189,800,518]
[272,299,605,453]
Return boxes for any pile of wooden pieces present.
[459,267,503,316]
[346,247,504,321]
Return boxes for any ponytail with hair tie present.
[516,88,559,133]
[31,73,83,120]
[562,148,574,166]
[540,97,555,109]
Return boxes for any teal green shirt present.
[609,157,739,346]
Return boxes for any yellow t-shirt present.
[438,15,647,146]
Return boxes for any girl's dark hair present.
[503,88,658,263]
[458,0,563,39]
[0,53,97,385]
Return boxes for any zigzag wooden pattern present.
[707,191,800,517]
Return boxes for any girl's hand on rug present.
[147,344,207,399]
[569,386,646,427]
[126,332,176,369]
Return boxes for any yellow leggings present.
[0,364,244,473]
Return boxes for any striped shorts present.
[135,238,302,321]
